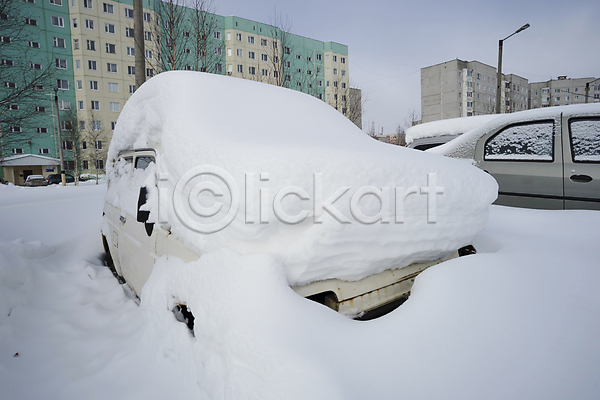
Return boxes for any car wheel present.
[102,236,125,284]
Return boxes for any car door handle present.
[570,174,593,183]
[120,215,126,224]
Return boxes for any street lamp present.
[495,23,530,114]
[54,87,66,186]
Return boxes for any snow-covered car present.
[429,104,600,210]
[24,175,48,187]
[406,115,499,151]
[102,72,497,318]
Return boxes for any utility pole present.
[496,23,530,114]
[54,88,66,186]
[134,0,146,90]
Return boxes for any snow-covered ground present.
[1,183,599,399]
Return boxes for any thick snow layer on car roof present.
[107,71,498,286]
[405,115,499,144]
[428,103,600,160]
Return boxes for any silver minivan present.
[429,104,600,210]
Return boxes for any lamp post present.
[496,23,530,114]
[54,87,66,186]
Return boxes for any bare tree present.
[0,0,56,157]
[404,108,420,129]
[78,113,108,184]
[267,8,293,88]
[149,0,191,72]
[189,0,223,73]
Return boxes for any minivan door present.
[120,153,158,295]
[562,116,600,210]
[476,118,564,209]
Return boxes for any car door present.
[475,117,564,209]
[120,151,159,295]
[563,115,600,210]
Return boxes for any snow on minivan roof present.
[405,115,499,144]
[107,71,498,286]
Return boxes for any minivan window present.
[484,121,554,161]
[135,156,155,170]
[569,118,600,163]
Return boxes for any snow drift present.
[107,71,497,286]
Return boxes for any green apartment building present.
[1,0,351,184]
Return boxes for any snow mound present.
[405,114,499,144]
[107,71,497,286]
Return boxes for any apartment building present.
[1,0,352,183]
[529,76,600,109]
[421,59,528,123]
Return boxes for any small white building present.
[0,154,60,185]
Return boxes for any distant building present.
[421,59,527,123]
[529,76,599,109]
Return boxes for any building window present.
[53,37,66,48]
[248,66,255,75]
[37,127,48,133]
[127,46,135,57]
[261,39,267,46]
[1,59,14,66]
[56,79,69,90]
[51,15,64,27]
[96,160,104,170]
[7,104,18,110]
[76,80,82,90]
[11,148,23,154]
[145,50,152,59]
[55,58,67,69]
[94,140,102,149]
[83,0,92,9]
[107,63,117,73]
[82,160,88,170]
[28,41,40,48]
[237,64,243,73]
[248,51,255,59]
[89,80,98,90]
[129,85,135,94]
[108,82,118,92]
[146,68,153,77]
[9,126,22,132]
[316,54,322,61]
[214,47,222,56]
[111,121,117,130]
[128,66,135,75]
[92,121,101,131]
[105,43,116,53]
[73,39,79,50]
[86,40,95,51]
[58,100,70,110]
[144,31,152,41]
[103,2,113,13]
[30,62,42,70]
[50,0,62,5]
[261,69,268,76]
[124,8,133,18]
[104,23,115,34]
[236,49,242,57]
[236,33,242,41]
[143,12,151,22]
[35,105,46,112]
[85,19,94,30]
[88,60,97,70]
[91,100,99,110]
[79,121,85,131]
[261,54,268,62]
[125,27,134,38]
[78,100,83,110]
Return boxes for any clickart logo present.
[168,165,443,234]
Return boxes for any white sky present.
[217,0,600,134]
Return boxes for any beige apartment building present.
[421,59,527,123]
[529,76,600,109]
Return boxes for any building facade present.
[529,76,600,109]
[421,59,527,123]
[1,0,353,183]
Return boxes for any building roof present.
[0,154,60,166]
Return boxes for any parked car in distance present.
[429,104,600,210]
[406,115,499,151]
[46,173,75,184]
[24,175,48,187]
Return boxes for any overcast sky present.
[216,0,600,134]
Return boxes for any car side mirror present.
[137,186,154,236]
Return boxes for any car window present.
[569,117,600,163]
[135,156,155,170]
[484,121,554,161]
